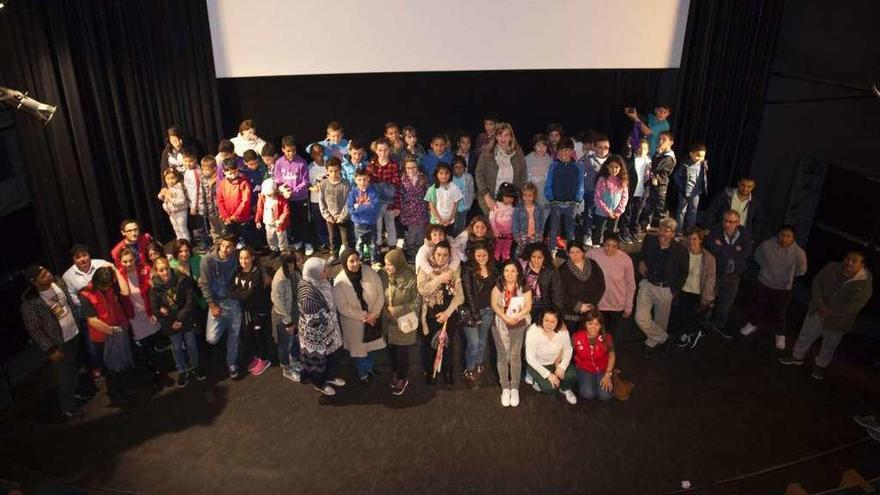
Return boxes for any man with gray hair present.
[636,217,689,354]
[706,210,753,339]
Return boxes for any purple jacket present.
[274,155,310,201]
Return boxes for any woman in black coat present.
[557,241,605,330]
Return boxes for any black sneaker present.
[778,356,804,366]
[176,372,189,388]
[153,340,172,352]
[62,409,85,420]
[392,378,409,396]
[676,333,692,348]
[193,366,207,381]
[712,325,733,340]
[811,365,826,380]
[690,329,704,349]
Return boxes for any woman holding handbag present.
[460,241,498,389]
[490,260,533,408]
[335,248,386,385]
[380,249,421,396]
[417,241,464,387]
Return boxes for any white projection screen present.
[208,0,691,78]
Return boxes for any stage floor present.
[1,305,879,495]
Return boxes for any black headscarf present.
[340,248,367,310]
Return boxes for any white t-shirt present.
[426,183,463,223]
[40,284,79,342]
[682,252,702,295]
[263,195,278,226]
[62,259,112,305]
[183,168,199,209]
[632,156,651,197]
[308,162,327,203]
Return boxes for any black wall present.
[217,69,678,152]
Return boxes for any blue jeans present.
[354,223,379,262]
[169,330,200,373]
[353,351,376,378]
[205,298,242,368]
[454,211,468,236]
[577,369,612,401]
[310,202,329,246]
[549,202,577,248]
[579,193,595,240]
[676,194,700,233]
[276,323,302,372]
[462,307,493,370]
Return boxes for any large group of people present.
[20,107,873,420]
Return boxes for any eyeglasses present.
[123,228,139,233]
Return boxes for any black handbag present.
[362,320,383,343]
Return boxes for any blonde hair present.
[488,122,519,153]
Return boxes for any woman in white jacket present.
[334,248,386,385]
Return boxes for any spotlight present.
[0,87,57,123]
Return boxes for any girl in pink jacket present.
[592,155,629,245]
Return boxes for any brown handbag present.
[611,369,634,401]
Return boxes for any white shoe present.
[509,388,520,407]
[396,238,405,249]
[327,377,346,387]
[775,335,786,350]
[524,373,534,386]
[282,367,301,383]
[584,237,593,247]
[563,389,578,405]
[305,244,314,256]
[314,384,336,396]
[739,322,758,336]
[501,389,511,407]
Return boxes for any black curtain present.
[673,0,786,195]
[0,0,221,269]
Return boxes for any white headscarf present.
[302,257,335,308]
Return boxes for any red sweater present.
[572,330,613,374]
[217,177,252,222]
[110,233,153,266]
[255,193,290,231]
[79,284,132,343]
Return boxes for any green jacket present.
[809,262,873,333]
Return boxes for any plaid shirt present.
[367,160,402,210]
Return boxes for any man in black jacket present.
[703,177,762,235]
[20,265,84,419]
[706,210,753,338]
[635,218,689,354]
[640,131,677,230]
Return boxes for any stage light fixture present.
[0,87,57,123]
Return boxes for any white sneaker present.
[396,238,405,249]
[314,384,336,396]
[501,389,511,407]
[524,373,534,386]
[563,389,578,405]
[739,322,758,336]
[509,388,520,407]
[775,335,786,350]
[327,377,346,387]
[584,237,593,247]
[305,244,314,256]
[282,366,301,383]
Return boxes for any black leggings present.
[388,344,412,380]
[244,310,272,361]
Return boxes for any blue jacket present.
[198,250,238,304]
[318,138,350,162]
[544,160,585,203]
[512,202,549,239]
[422,150,453,179]
[347,185,382,226]
[341,158,368,184]
[672,160,708,199]
[707,226,753,276]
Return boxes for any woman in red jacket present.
[572,310,616,401]
[117,247,164,388]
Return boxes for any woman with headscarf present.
[380,249,421,396]
[416,240,464,386]
[334,248,386,385]
[298,257,346,396]
[558,240,606,330]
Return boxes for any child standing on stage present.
[255,179,290,255]
[451,156,475,235]
[490,182,517,262]
[399,156,429,262]
[424,162,462,234]
[308,143,329,251]
[159,168,190,241]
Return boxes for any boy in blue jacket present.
[347,168,382,264]
[672,143,708,235]
[544,138,585,257]
[341,139,369,183]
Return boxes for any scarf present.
[385,249,414,287]
[565,258,592,282]
[522,260,542,300]
[302,257,334,310]
[340,248,367,310]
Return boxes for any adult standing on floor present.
[739,225,807,350]
[703,177,762,236]
[21,265,84,419]
[461,241,498,388]
[490,260,533,408]
[380,249,421,396]
[674,228,716,350]
[586,234,636,337]
[557,241,606,331]
[199,234,242,378]
[475,122,528,214]
[271,252,303,383]
[417,241,464,386]
[780,251,872,380]
[334,248,386,384]
[110,219,154,267]
[298,257,346,396]
[635,218,689,354]
[705,210,753,339]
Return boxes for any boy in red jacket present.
[255,178,290,255]
[217,158,252,242]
